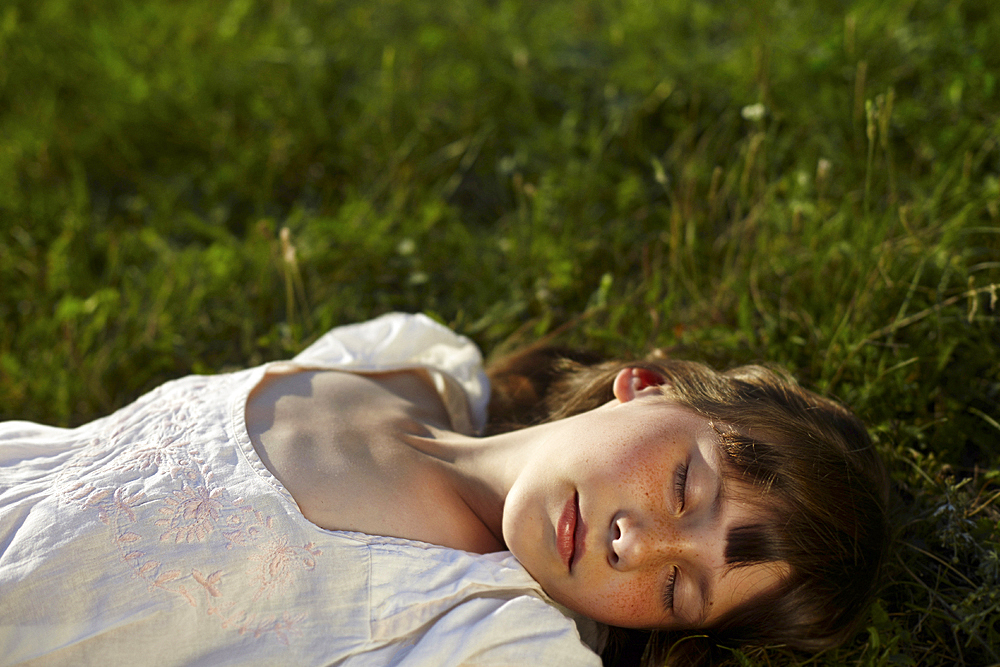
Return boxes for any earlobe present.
[612,367,666,403]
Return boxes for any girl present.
[0,312,889,666]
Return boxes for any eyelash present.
[664,566,679,611]
[674,461,689,511]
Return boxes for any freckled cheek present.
[622,442,676,506]
[570,564,656,625]
[588,571,667,627]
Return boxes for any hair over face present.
[487,348,891,667]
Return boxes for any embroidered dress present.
[0,314,603,666]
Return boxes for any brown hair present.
[486,346,890,667]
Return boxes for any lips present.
[556,492,587,572]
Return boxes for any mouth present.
[556,492,587,572]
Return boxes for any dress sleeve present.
[291,313,490,435]
[374,595,603,667]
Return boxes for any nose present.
[609,512,690,571]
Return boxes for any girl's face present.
[501,368,787,629]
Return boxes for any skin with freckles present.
[501,368,789,629]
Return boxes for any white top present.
[0,313,604,666]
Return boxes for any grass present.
[1,0,998,663]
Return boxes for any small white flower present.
[396,238,416,256]
[741,103,767,121]
[817,158,832,181]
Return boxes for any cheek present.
[501,480,543,561]
[591,425,676,483]
[611,576,656,620]
[581,571,664,627]
[615,438,678,508]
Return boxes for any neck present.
[405,421,559,552]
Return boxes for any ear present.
[612,367,666,403]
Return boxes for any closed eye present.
[674,461,688,512]
[663,565,678,611]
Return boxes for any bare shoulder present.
[244,369,494,551]
[247,368,453,435]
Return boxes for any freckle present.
[617,578,646,617]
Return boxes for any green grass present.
[1,0,998,663]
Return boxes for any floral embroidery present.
[204,603,307,646]
[51,371,318,646]
[244,611,308,645]
[156,485,225,543]
[193,569,224,596]
[249,537,323,601]
[221,501,273,549]
[114,441,190,477]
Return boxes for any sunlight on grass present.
[1,0,998,663]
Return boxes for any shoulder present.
[407,594,604,666]
[365,545,604,666]
[293,313,490,434]
[295,313,479,366]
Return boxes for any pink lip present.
[556,492,587,572]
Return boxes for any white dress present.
[0,313,604,666]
